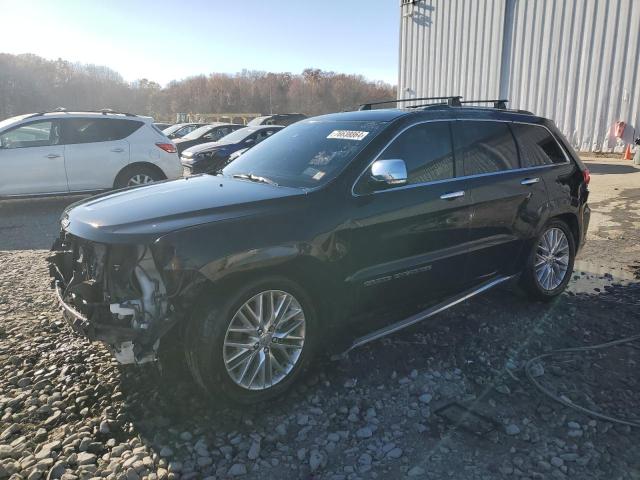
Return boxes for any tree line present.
[0,53,396,122]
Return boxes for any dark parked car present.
[49,99,590,404]
[248,113,306,126]
[163,123,207,139]
[173,123,243,155]
[181,125,283,175]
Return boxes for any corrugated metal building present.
[398,0,640,152]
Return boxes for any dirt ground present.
[0,156,639,480]
[577,156,640,279]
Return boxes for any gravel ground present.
[0,157,639,480]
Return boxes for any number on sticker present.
[327,130,369,141]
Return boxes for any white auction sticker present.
[327,130,369,141]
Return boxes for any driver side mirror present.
[369,159,408,188]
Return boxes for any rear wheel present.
[185,277,317,404]
[521,219,575,300]
[114,165,164,189]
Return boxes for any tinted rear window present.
[62,118,143,144]
[453,121,519,175]
[511,123,567,166]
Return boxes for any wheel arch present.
[550,212,580,247]
[113,162,167,188]
[234,255,332,302]
[517,208,580,272]
[185,254,344,331]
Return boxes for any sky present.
[0,0,399,86]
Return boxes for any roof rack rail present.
[359,96,462,110]
[97,108,138,117]
[23,108,138,120]
[459,99,508,109]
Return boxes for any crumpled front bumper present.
[53,279,90,336]
[48,234,155,363]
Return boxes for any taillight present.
[156,142,177,153]
[582,168,590,185]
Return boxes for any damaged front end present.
[48,232,182,364]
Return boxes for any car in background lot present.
[173,123,243,155]
[49,101,590,404]
[162,123,207,139]
[181,125,283,175]
[0,110,181,196]
[248,113,306,126]
[227,146,249,163]
[153,122,173,131]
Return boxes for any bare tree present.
[0,53,396,121]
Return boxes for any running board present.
[331,275,515,360]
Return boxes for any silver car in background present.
[0,110,182,196]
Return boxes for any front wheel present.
[184,277,317,404]
[521,219,576,300]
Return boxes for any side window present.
[214,127,233,140]
[378,122,454,185]
[452,121,519,175]
[203,129,221,141]
[255,130,277,143]
[63,118,142,144]
[0,121,59,149]
[511,123,567,166]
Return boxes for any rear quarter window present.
[511,123,567,166]
[62,118,143,144]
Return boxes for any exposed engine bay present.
[48,232,180,364]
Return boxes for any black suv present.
[49,99,590,404]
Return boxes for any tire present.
[520,219,576,301]
[114,165,164,189]
[184,276,318,405]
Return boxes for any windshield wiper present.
[232,173,278,186]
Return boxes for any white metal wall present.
[399,0,640,152]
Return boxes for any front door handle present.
[110,147,124,153]
[440,190,465,200]
[45,153,61,159]
[521,177,540,185]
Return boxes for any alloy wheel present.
[127,174,154,186]
[223,290,306,390]
[535,227,570,291]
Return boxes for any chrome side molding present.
[331,274,516,360]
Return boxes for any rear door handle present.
[521,177,540,185]
[440,190,465,200]
[110,147,124,153]
[45,153,61,159]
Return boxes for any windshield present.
[162,124,184,135]
[222,120,385,188]
[182,125,214,140]
[218,127,259,144]
[247,117,267,126]
[0,114,31,131]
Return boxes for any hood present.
[63,175,304,244]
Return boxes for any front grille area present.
[49,232,143,331]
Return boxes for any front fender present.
[152,205,351,303]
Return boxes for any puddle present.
[568,260,637,294]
